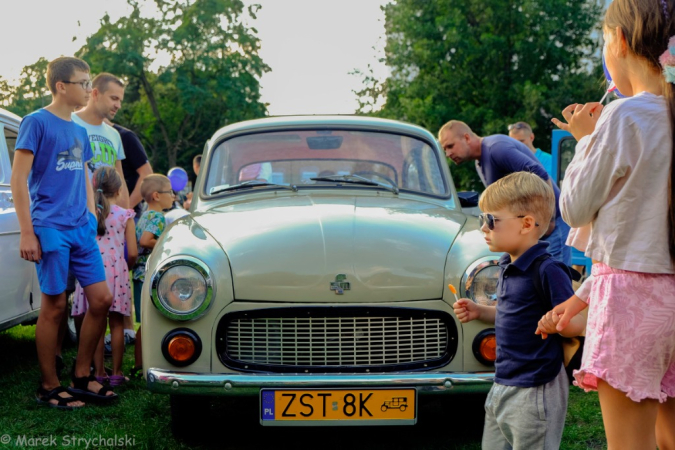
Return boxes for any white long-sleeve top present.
[560,91,674,275]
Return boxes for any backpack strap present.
[530,254,553,312]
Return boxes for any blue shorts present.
[33,214,106,296]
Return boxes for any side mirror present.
[458,191,479,208]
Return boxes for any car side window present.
[0,125,17,184]
[556,137,576,189]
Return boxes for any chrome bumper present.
[146,369,494,396]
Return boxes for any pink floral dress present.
[72,205,135,316]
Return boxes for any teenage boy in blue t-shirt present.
[11,57,117,409]
[453,172,585,449]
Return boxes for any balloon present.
[168,167,189,192]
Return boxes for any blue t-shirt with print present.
[494,242,575,387]
[16,109,93,230]
[477,135,561,218]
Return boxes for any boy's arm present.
[10,149,40,262]
[536,298,587,338]
[453,298,496,324]
[139,231,158,249]
[84,167,95,215]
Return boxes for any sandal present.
[67,374,118,402]
[109,375,129,387]
[95,375,109,385]
[36,386,83,410]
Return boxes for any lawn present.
[0,324,606,449]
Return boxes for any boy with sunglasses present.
[453,172,584,449]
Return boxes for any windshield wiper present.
[310,174,399,195]
[209,180,298,195]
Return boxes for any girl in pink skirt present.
[546,0,675,447]
[72,166,137,386]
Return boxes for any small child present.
[130,174,174,376]
[71,167,137,386]
[452,171,584,449]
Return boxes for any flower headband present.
[661,36,675,83]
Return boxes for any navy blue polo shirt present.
[494,242,575,387]
[477,135,562,219]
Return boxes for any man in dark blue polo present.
[438,120,571,265]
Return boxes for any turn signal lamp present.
[472,329,497,365]
[161,329,202,367]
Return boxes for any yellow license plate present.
[260,388,416,426]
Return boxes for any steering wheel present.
[353,171,397,187]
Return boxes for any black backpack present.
[530,254,585,385]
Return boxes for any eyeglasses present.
[158,190,176,197]
[478,213,539,230]
[507,123,529,131]
[61,80,93,90]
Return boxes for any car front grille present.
[216,307,457,373]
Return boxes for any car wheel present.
[400,405,407,412]
[170,395,211,439]
[381,405,388,412]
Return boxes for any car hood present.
[193,195,465,302]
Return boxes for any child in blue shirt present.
[453,171,585,448]
[11,57,117,409]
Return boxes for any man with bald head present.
[508,122,553,178]
[438,120,571,265]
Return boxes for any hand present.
[453,298,481,323]
[551,102,604,141]
[20,232,42,263]
[535,310,561,339]
[552,295,588,332]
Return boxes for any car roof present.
[0,107,22,126]
[209,115,437,145]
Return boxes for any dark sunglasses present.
[478,213,539,230]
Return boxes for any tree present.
[77,0,269,172]
[1,58,51,117]
[355,0,604,190]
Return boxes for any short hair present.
[438,120,474,140]
[193,154,202,166]
[508,122,533,134]
[141,174,171,203]
[479,172,555,238]
[92,73,124,93]
[46,57,90,94]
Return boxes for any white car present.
[0,107,42,332]
[141,116,500,434]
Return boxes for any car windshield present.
[203,129,449,198]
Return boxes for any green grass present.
[0,325,606,449]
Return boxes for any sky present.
[0,0,389,116]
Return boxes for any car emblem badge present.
[330,274,350,294]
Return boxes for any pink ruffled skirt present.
[573,263,675,402]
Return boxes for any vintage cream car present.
[0,107,42,332]
[142,116,500,431]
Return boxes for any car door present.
[0,112,40,331]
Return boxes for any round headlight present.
[462,258,500,306]
[151,256,214,321]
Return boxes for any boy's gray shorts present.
[482,365,568,450]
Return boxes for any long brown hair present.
[605,0,675,264]
[92,166,122,236]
